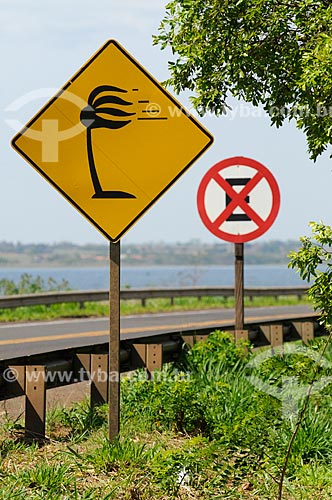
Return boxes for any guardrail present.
[0,311,322,441]
[0,286,309,309]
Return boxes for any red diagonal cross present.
[211,171,264,229]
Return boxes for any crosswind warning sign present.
[11,39,213,242]
[197,157,280,243]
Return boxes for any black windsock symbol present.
[80,85,135,129]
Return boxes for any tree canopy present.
[154,0,332,160]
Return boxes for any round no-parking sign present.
[197,156,280,243]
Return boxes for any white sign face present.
[197,157,280,243]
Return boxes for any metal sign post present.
[109,241,120,440]
[234,243,244,331]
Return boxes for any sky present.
[1,0,332,245]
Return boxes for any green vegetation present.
[155,1,332,160]
[2,332,332,499]
[0,273,70,295]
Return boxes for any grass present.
[0,295,309,323]
[1,332,332,499]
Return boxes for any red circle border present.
[197,156,280,243]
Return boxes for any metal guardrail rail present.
[0,286,309,309]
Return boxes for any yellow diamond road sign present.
[11,40,213,242]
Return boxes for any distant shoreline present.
[0,240,299,268]
[0,262,289,269]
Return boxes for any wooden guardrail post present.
[146,344,162,377]
[292,321,314,344]
[271,324,283,346]
[131,343,163,377]
[91,354,109,406]
[25,365,46,441]
[260,324,283,347]
[234,330,249,342]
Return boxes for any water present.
[0,265,304,290]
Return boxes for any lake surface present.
[0,265,305,290]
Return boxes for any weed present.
[82,435,160,474]
[49,400,107,440]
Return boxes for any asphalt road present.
[0,305,315,361]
